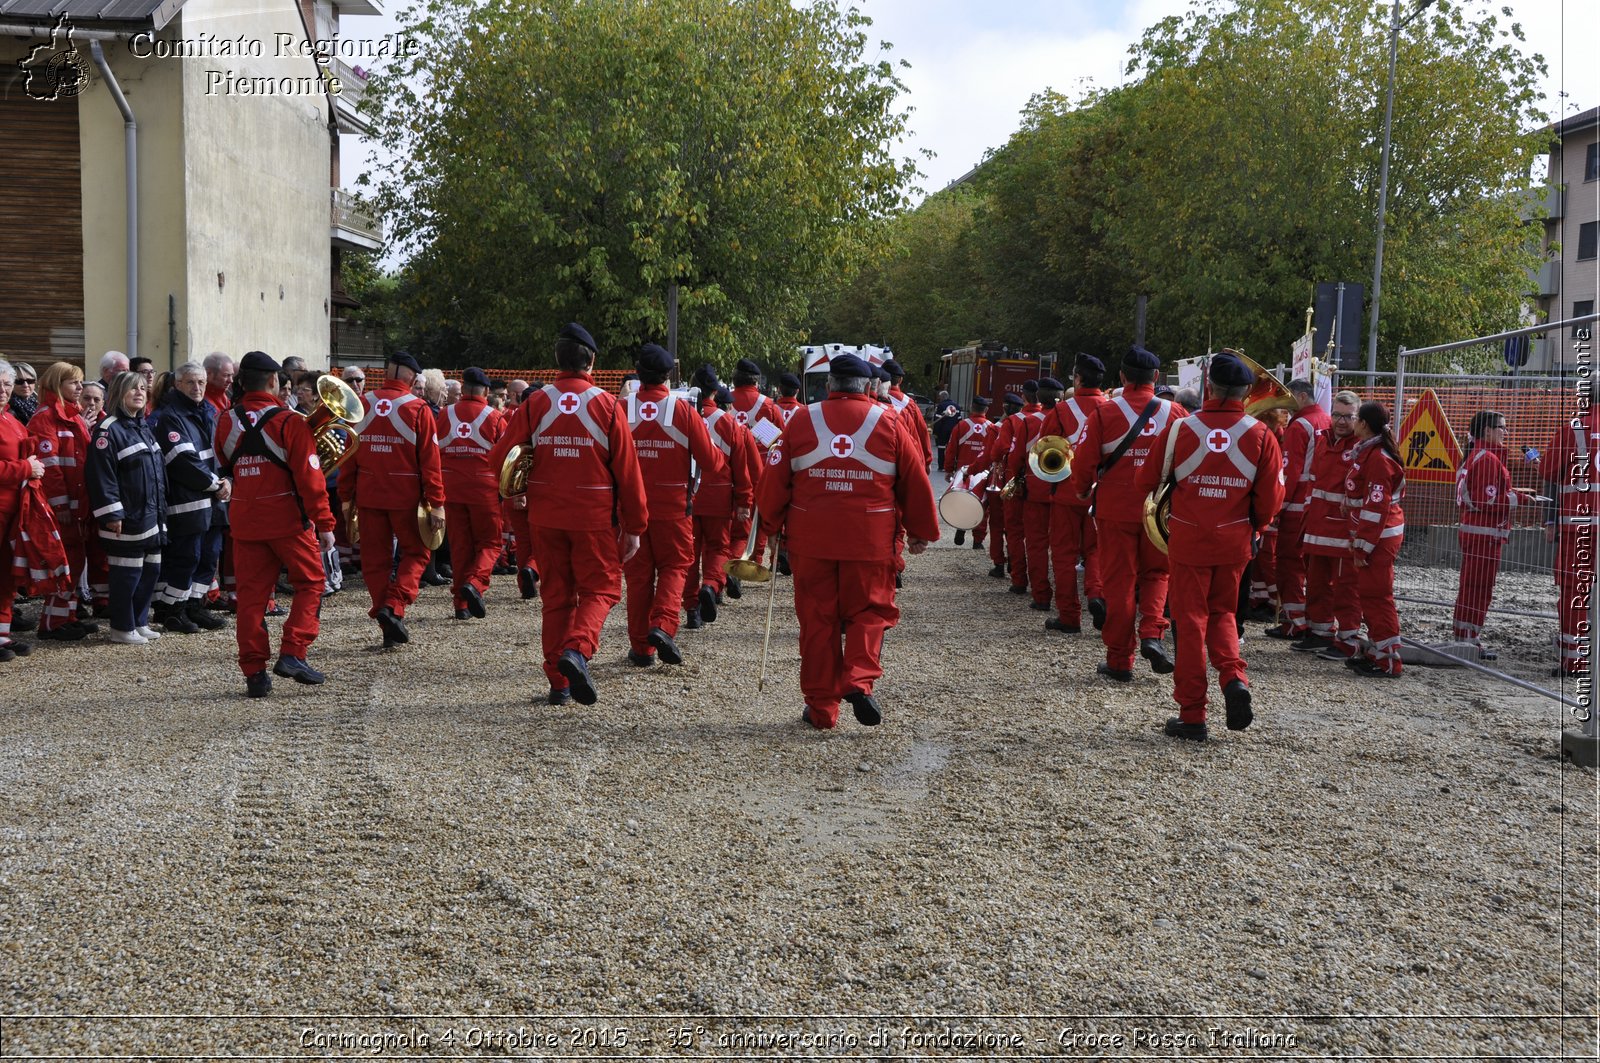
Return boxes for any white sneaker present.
[137,625,162,640]
[108,628,148,645]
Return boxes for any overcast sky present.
[345,0,1598,217]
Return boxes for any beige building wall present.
[1556,123,1599,336]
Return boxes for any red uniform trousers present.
[446,502,502,609]
[331,483,357,567]
[0,510,17,646]
[1095,518,1169,670]
[531,525,621,688]
[41,535,86,632]
[686,515,733,602]
[498,499,534,570]
[233,531,323,675]
[1250,528,1278,606]
[985,493,1006,563]
[1049,506,1099,624]
[788,553,898,727]
[1275,513,1308,633]
[1304,554,1361,656]
[1169,559,1249,724]
[1556,525,1594,676]
[358,506,429,618]
[1452,529,1505,644]
[1022,501,1051,604]
[624,515,695,654]
[1355,539,1402,675]
[1003,496,1027,587]
[86,535,109,607]
[968,494,990,545]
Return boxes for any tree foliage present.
[364,0,919,370]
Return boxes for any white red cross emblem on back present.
[558,393,581,415]
[455,422,472,438]
[1205,429,1231,453]
[831,434,854,458]
[373,398,393,417]
[638,401,659,422]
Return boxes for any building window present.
[1580,221,1598,261]
[1577,300,1596,322]
[1588,142,1600,182]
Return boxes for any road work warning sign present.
[1395,388,1462,485]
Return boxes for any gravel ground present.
[0,513,1595,1059]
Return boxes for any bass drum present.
[938,486,986,531]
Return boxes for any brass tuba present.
[1027,435,1074,483]
[306,374,363,472]
[1229,350,1299,418]
[499,444,534,498]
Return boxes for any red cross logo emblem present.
[246,410,262,426]
[735,410,749,425]
[455,422,472,437]
[1205,429,1231,453]
[1141,419,1160,436]
[558,393,580,415]
[639,401,659,422]
[373,398,392,417]
[831,434,854,458]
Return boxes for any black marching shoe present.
[245,671,272,698]
[648,627,683,665]
[776,552,792,577]
[1087,598,1107,631]
[1008,584,1029,595]
[558,649,598,705]
[376,606,410,647]
[454,608,471,620]
[2,640,30,657]
[518,567,539,599]
[265,603,287,618]
[1044,618,1080,634]
[1096,662,1133,683]
[1029,600,1051,611]
[185,601,227,630]
[627,650,655,668]
[1347,656,1399,678]
[683,607,703,630]
[1264,624,1296,640]
[1223,679,1253,731]
[844,690,882,727]
[895,572,902,589]
[546,686,572,706]
[273,655,326,685]
[38,625,87,642]
[71,619,100,635]
[698,584,719,623]
[1289,634,1332,653]
[988,563,1008,579]
[157,603,200,634]
[12,611,36,632]
[461,583,487,619]
[1164,716,1208,742]
[1141,638,1175,675]
[725,575,743,600]
[954,529,966,546]
[0,645,13,663]
[972,537,984,551]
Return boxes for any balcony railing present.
[332,59,373,135]
[331,188,382,248]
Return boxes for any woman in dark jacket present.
[86,371,168,644]
[152,361,230,633]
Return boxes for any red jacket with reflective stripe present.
[1038,390,1107,509]
[730,385,784,446]
[1065,386,1180,523]
[1281,404,1331,513]
[215,392,335,541]
[888,387,933,468]
[487,372,648,534]
[626,384,727,518]
[0,407,37,523]
[27,399,89,540]
[756,392,938,560]
[1344,438,1405,555]
[773,396,804,426]
[943,415,994,476]
[437,396,505,508]
[343,384,446,511]
[1456,442,1514,535]
[1300,430,1359,557]
[695,408,756,519]
[1541,405,1600,523]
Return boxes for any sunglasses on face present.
[16,377,35,386]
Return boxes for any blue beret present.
[1155,383,1176,398]
[778,372,801,390]
[973,395,990,408]
[882,358,905,378]
[1208,352,1254,388]
[462,367,491,387]
[240,350,279,374]
[827,353,871,379]
[636,343,674,375]
[1074,354,1105,377]
[872,365,892,383]
[735,357,762,377]
[714,386,734,406]
[559,322,597,352]
[1124,345,1160,372]
[1038,376,1064,391]
[690,363,719,390]
[1003,392,1024,407]
[388,350,421,374]
[1022,378,1040,394]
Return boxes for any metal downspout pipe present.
[88,40,137,357]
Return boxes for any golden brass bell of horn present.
[306,374,363,473]
[1026,434,1074,483]
[724,511,775,583]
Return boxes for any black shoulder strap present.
[236,408,310,529]
[1098,399,1162,476]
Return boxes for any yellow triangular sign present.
[1394,388,1462,485]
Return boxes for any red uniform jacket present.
[773,396,804,426]
[0,407,37,524]
[1004,405,1052,502]
[1065,386,1180,522]
[696,409,756,519]
[1039,389,1107,509]
[625,384,727,519]
[1541,405,1600,528]
[1301,430,1360,556]
[1456,442,1515,540]
[986,404,1039,490]
[943,415,994,476]
[344,384,446,511]
[204,385,231,421]
[1137,398,1285,565]
[731,385,784,445]
[1281,404,1331,517]
[28,398,89,541]
[215,392,335,541]
[888,388,933,468]
[756,391,938,561]
[437,396,505,508]
[488,372,648,535]
[1344,438,1405,556]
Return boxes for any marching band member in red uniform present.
[686,387,755,628]
[1452,410,1515,654]
[200,352,236,611]
[1297,391,1362,658]
[437,367,505,621]
[884,359,933,470]
[1542,384,1600,679]
[982,393,1023,576]
[487,323,649,705]
[29,361,96,640]
[0,359,45,660]
[989,380,1041,593]
[757,354,939,729]
[622,344,727,666]
[215,351,336,696]
[1344,402,1407,677]
[942,395,995,550]
[1066,347,1180,681]
[1266,379,1331,640]
[1040,355,1108,633]
[1137,353,1284,740]
[1006,375,1062,612]
[343,351,447,648]
[730,358,783,566]
[773,372,805,426]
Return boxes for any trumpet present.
[306,374,363,472]
[499,444,534,498]
[1027,434,1073,483]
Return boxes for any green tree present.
[363,0,919,372]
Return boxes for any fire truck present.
[939,342,1057,418]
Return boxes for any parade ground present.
[1,532,1595,1059]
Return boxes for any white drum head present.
[939,488,985,531]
